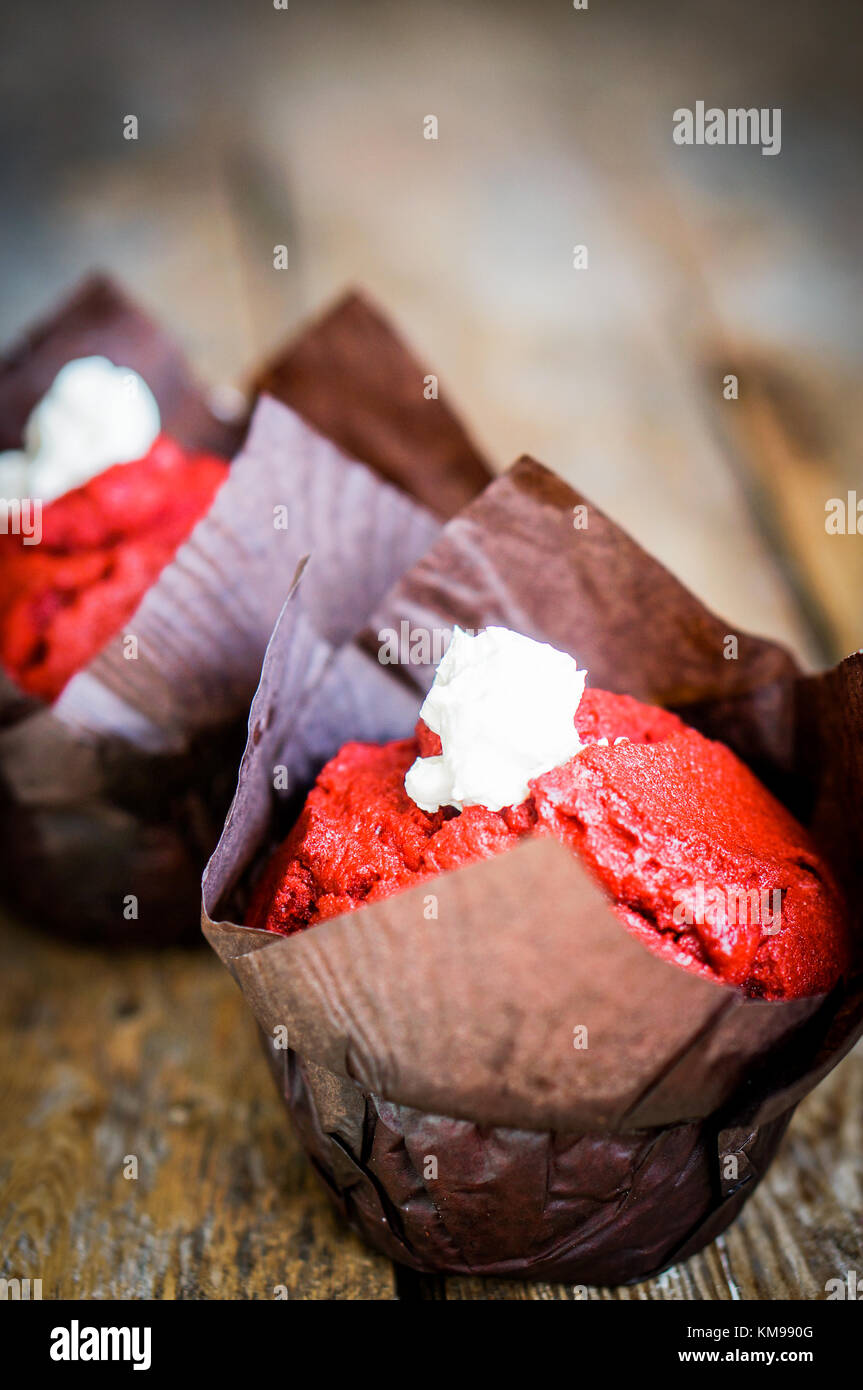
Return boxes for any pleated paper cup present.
[204,458,862,1283]
[0,279,488,942]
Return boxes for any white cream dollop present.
[404,626,587,813]
[0,356,161,502]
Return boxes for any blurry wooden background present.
[0,0,861,1299]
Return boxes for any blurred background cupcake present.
[4,0,862,667]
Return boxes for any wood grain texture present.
[0,915,395,1300]
[701,354,863,664]
[0,910,859,1301]
[1,0,861,1301]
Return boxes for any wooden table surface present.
[1,0,861,1300]
[1,912,860,1301]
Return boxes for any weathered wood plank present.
[0,916,395,1300]
[3,907,857,1301]
[700,355,863,664]
[1,0,861,1302]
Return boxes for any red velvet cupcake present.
[247,629,849,1001]
[0,356,227,701]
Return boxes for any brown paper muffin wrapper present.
[254,290,493,519]
[0,278,495,941]
[203,458,863,1284]
[0,274,243,457]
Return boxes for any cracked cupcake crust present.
[246,688,850,1000]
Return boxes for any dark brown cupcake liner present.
[253,290,493,519]
[0,277,490,942]
[267,1045,795,1285]
[0,274,243,457]
[203,458,862,1283]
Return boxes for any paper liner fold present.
[254,291,494,518]
[204,456,863,1282]
[0,399,437,940]
[1,278,490,941]
[207,827,820,1132]
[60,397,439,745]
[0,274,242,456]
[362,457,805,794]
